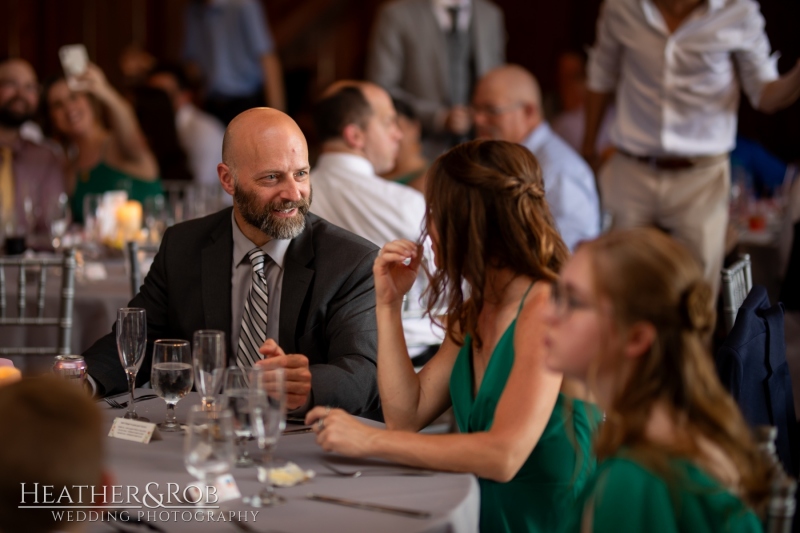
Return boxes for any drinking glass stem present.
[165,403,177,426]
[201,396,214,411]
[126,372,137,417]
[261,452,274,497]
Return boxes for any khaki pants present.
[599,152,730,297]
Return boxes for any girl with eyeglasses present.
[545,228,769,532]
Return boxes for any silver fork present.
[322,462,435,477]
[322,462,362,478]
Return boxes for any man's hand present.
[255,339,312,410]
[444,105,472,136]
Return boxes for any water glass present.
[222,367,255,467]
[192,330,226,411]
[151,339,193,432]
[116,308,147,420]
[184,406,235,492]
[246,367,286,507]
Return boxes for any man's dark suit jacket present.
[83,208,381,418]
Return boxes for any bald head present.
[0,58,40,129]
[222,107,307,171]
[472,64,543,143]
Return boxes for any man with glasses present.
[0,58,65,235]
[473,64,600,251]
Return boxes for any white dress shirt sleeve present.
[546,169,601,252]
[587,0,623,93]
[731,0,780,109]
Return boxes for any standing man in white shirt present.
[583,0,800,295]
[311,81,442,357]
[472,65,600,252]
[147,64,226,188]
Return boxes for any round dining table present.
[86,391,480,533]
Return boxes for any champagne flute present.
[184,406,235,502]
[116,307,148,420]
[222,367,256,467]
[192,330,225,411]
[151,339,193,432]
[246,367,286,507]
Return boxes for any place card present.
[108,418,161,443]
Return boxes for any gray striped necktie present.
[237,247,269,370]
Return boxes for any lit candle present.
[0,366,21,387]
[116,200,143,238]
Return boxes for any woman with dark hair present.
[306,140,599,532]
[546,228,769,532]
[43,64,162,223]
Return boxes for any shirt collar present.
[231,211,291,270]
[521,122,551,153]
[315,152,376,177]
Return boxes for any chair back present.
[716,285,797,476]
[721,254,753,332]
[0,248,77,355]
[127,241,160,297]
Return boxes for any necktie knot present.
[246,247,268,278]
[447,6,460,34]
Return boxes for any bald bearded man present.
[472,65,600,251]
[83,108,381,419]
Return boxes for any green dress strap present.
[449,280,599,532]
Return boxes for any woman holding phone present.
[44,63,162,223]
[546,228,768,532]
[306,140,599,532]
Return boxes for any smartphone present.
[58,44,89,80]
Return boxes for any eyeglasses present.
[0,79,40,95]
[470,102,525,117]
[549,282,595,317]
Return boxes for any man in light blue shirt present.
[183,0,285,124]
[472,64,600,251]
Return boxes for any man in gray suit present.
[366,0,505,157]
[83,108,381,419]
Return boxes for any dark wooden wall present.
[0,0,797,161]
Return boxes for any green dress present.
[449,286,599,533]
[561,452,763,532]
[72,162,163,223]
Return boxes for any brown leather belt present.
[618,149,697,170]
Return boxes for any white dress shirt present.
[175,104,226,186]
[311,152,442,352]
[431,0,472,33]
[522,123,600,252]
[588,0,779,156]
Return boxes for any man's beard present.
[0,99,34,128]
[234,182,312,240]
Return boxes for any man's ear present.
[523,102,540,123]
[341,123,365,150]
[218,163,236,196]
[622,321,656,360]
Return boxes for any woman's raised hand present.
[373,239,422,308]
[74,63,116,103]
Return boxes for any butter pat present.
[258,462,315,487]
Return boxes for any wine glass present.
[245,367,286,507]
[50,192,71,252]
[222,366,256,467]
[192,330,226,411]
[184,405,235,501]
[151,339,193,432]
[116,308,148,421]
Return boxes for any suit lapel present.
[279,216,315,354]
[201,212,233,361]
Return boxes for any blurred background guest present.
[183,0,286,124]
[547,228,769,532]
[473,65,600,252]
[0,58,65,237]
[380,97,429,193]
[43,64,162,223]
[583,0,800,297]
[310,82,441,358]
[306,140,598,533]
[147,63,226,187]
[366,0,505,159]
[132,85,192,183]
[0,377,110,533]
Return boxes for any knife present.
[306,493,432,519]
